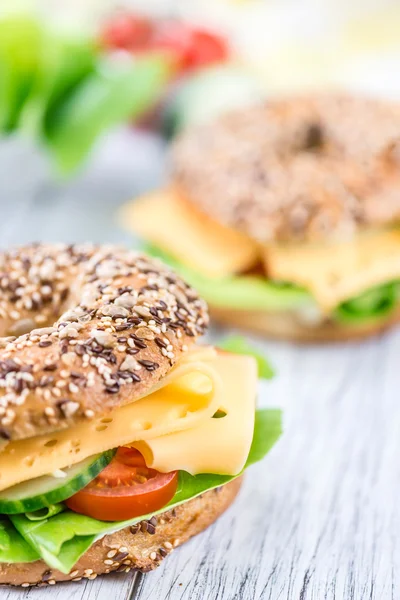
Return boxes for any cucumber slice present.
[0,450,115,514]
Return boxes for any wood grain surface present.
[0,130,398,600]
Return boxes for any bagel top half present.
[121,93,400,340]
[172,93,400,244]
[0,244,208,441]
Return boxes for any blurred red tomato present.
[186,29,230,69]
[151,22,229,72]
[101,13,230,73]
[101,14,153,52]
[150,22,193,71]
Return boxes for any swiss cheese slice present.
[265,229,400,311]
[133,352,257,476]
[120,189,259,277]
[0,348,258,490]
[0,348,223,491]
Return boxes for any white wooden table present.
[1,129,399,600]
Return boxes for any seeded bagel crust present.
[0,477,241,587]
[0,244,208,441]
[172,94,400,243]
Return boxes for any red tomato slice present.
[65,448,178,522]
[101,14,154,51]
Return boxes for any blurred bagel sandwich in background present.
[121,94,400,342]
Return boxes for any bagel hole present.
[44,439,58,448]
[303,123,324,151]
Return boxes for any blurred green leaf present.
[20,33,96,138]
[0,15,43,132]
[335,280,400,324]
[45,53,172,174]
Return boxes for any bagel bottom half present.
[0,478,241,587]
[210,305,400,343]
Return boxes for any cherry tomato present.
[150,22,193,71]
[101,14,153,52]
[186,29,230,69]
[150,23,230,73]
[65,448,178,522]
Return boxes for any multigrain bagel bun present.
[0,243,208,442]
[0,478,241,587]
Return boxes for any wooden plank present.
[2,572,141,600]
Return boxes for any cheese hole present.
[24,456,35,467]
[44,439,58,448]
[96,425,108,432]
[141,422,152,431]
[171,407,189,420]
[100,417,113,424]
[71,440,80,448]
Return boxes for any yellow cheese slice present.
[265,229,400,311]
[119,189,259,278]
[0,348,224,491]
[133,352,257,476]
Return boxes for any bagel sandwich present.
[121,94,400,342]
[0,243,281,587]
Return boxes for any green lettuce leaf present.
[0,518,39,563]
[0,15,43,132]
[219,335,274,379]
[25,503,65,521]
[45,54,172,174]
[7,408,281,573]
[334,281,400,324]
[20,33,96,138]
[145,244,310,311]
